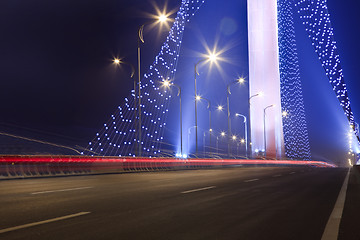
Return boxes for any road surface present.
[0,167,350,239]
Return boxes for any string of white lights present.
[294,0,355,131]
[278,0,311,160]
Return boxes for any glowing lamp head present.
[209,128,213,132]
[195,95,201,101]
[162,80,171,87]
[241,139,245,143]
[113,58,121,65]
[221,131,226,137]
[158,14,168,23]
[208,53,218,62]
[232,135,237,140]
[217,105,223,111]
[238,77,245,84]
[282,111,288,117]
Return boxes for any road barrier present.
[0,155,336,179]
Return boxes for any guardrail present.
[0,155,336,179]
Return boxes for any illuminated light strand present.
[278,0,311,160]
[294,0,356,131]
[83,0,205,157]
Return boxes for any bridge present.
[1,0,360,239]
[76,0,359,166]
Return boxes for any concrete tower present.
[247,0,285,158]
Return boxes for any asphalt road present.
[0,167,349,240]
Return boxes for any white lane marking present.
[244,178,259,183]
[31,187,93,195]
[290,172,296,174]
[181,186,216,194]
[321,169,350,240]
[0,212,90,234]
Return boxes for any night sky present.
[0,0,359,163]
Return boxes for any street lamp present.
[263,104,274,159]
[196,96,212,150]
[216,131,226,155]
[235,113,247,158]
[113,58,135,78]
[194,52,218,155]
[137,13,170,156]
[162,80,182,156]
[248,91,263,156]
[226,77,245,156]
[188,126,197,157]
[113,58,136,153]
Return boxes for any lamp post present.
[137,14,170,156]
[196,96,212,150]
[194,53,218,155]
[235,113,247,158]
[216,131,226,155]
[231,135,237,157]
[113,58,136,154]
[226,77,245,156]
[188,126,197,157]
[263,104,274,159]
[162,80,182,156]
[248,92,263,157]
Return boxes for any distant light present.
[241,139,245,143]
[232,135,237,140]
[255,149,259,153]
[217,105,223,111]
[209,128,213,132]
[221,131,226,137]
[182,154,188,158]
[175,153,181,158]
[195,95,201,101]
[282,111,288,117]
